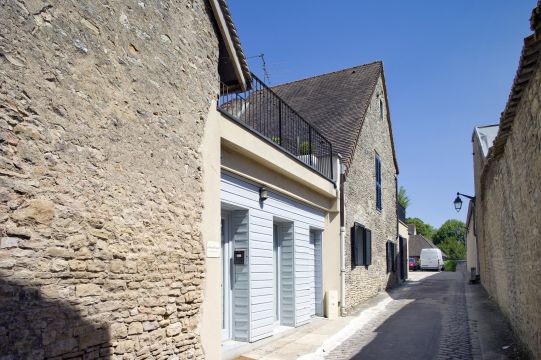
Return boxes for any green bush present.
[298,141,315,155]
[444,260,457,272]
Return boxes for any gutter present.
[338,155,346,316]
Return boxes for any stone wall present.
[0,1,219,358]
[344,76,399,312]
[475,49,541,358]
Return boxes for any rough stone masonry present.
[0,1,219,358]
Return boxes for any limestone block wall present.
[344,76,399,312]
[0,1,218,358]
[476,55,541,358]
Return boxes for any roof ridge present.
[272,60,383,89]
[475,124,499,129]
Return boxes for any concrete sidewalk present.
[227,273,433,360]
[228,268,523,360]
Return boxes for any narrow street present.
[325,263,518,360]
[239,264,520,360]
[328,268,471,359]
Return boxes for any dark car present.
[408,257,418,270]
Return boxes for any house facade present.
[273,62,401,314]
[200,75,341,358]
[470,3,541,357]
[0,0,249,358]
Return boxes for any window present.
[386,241,396,273]
[379,99,384,121]
[375,154,382,210]
[352,222,372,267]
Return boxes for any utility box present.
[325,290,339,319]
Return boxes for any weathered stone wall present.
[344,76,399,312]
[0,1,219,358]
[475,53,541,358]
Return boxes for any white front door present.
[273,224,281,325]
[221,216,232,341]
[311,230,324,317]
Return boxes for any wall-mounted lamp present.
[259,187,269,202]
[453,192,476,212]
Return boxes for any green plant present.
[397,186,410,210]
[271,136,281,144]
[444,260,457,272]
[298,141,315,155]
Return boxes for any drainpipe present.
[338,156,346,316]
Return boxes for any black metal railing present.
[397,203,406,223]
[218,74,334,180]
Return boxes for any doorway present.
[311,229,323,317]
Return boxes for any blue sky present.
[228,1,536,228]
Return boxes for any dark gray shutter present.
[352,224,363,267]
[364,229,372,266]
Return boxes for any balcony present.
[218,74,334,181]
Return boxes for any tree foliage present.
[433,219,465,245]
[397,186,410,210]
[433,219,466,260]
[406,217,435,240]
[438,237,466,260]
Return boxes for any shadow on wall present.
[0,276,111,359]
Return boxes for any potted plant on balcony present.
[297,141,318,167]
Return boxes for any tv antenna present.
[248,53,271,84]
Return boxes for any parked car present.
[420,248,444,271]
[408,257,418,270]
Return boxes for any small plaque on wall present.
[206,241,220,258]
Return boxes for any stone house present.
[273,61,402,314]
[0,0,250,358]
[469,3,541,358]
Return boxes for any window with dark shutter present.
[375,154,382,211]
[364,229,372,265]
[352,223,372,267]
[386,241,396,273]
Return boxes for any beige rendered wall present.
[200,109,341,355]
[200,105,222,359]
[465,216,478,276]
[475,49,541,358]
[399,221,409,278]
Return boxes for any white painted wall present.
[221,172,325,342]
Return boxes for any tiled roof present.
[272,61,398,175]
[489,1,541,159]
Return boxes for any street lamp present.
[453,192,476,212]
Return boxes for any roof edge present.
[272,61,384,91]
[486,2,541,162]
[209,0,251,91]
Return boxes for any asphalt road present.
[327,269,473,360]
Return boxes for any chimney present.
[407,224,417,236]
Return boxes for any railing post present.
[278,100,282,146]
[309,127,313,166]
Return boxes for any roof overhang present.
[209,0,250,91]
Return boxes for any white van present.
[420,248,444,271]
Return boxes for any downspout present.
[338,156,346,316]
